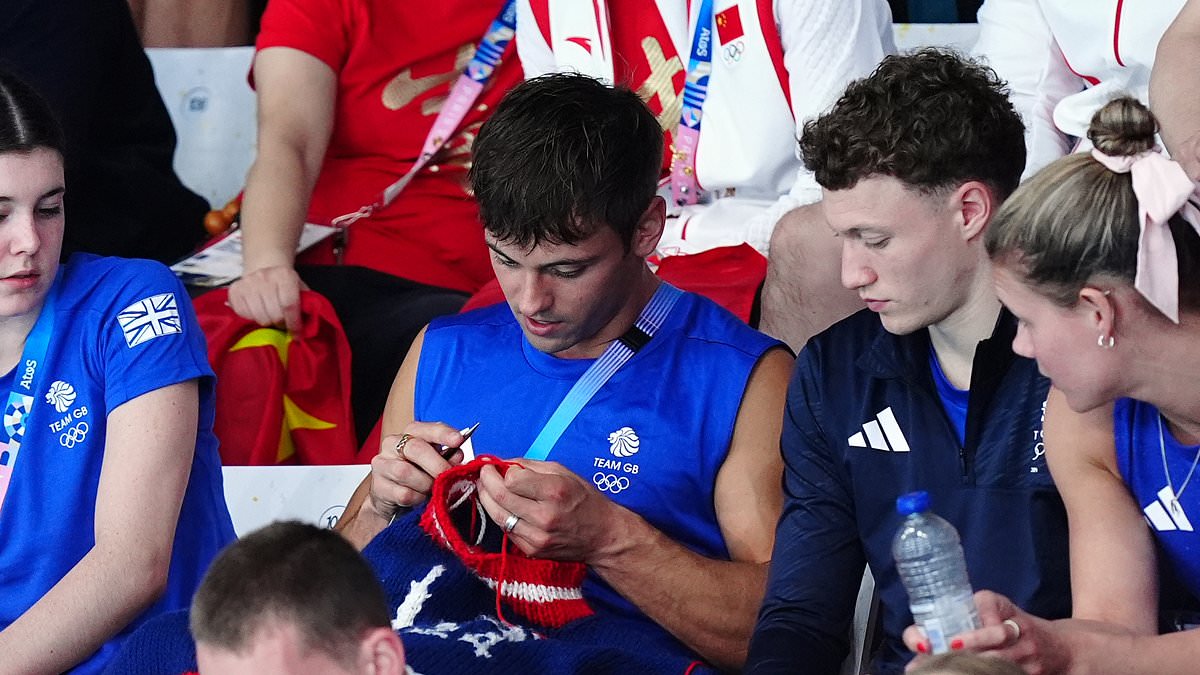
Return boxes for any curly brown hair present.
[800,48,1025,200]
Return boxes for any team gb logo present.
[608,426,640,458]
[45,380,76,413]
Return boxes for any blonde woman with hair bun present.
[904,96,1200,674]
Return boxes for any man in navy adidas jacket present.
[746,49,1071,675]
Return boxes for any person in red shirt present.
[226,0,521,441]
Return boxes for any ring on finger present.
[503,513,520,533]
[395,433,413,457]
[1003,618,1021,642]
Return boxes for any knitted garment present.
[364,457,716,674]
[419,456,592,628]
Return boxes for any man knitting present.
[337,72,792,671]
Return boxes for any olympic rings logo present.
[592,472,631,494]
[60,422,89,448]
[723,42,744,63]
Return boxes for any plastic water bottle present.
[892,490,981,654]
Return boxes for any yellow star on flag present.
[229,327,338,463]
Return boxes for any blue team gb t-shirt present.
[0,254,234,674]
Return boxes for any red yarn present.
[420,456,593,628]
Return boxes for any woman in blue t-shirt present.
[0,69,234,673]
[902,96,1200,673]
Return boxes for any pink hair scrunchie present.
[1091,147,1200,323]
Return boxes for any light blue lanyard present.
[679,0,716,133]
[0,271,62,516]
[524,283,683,461]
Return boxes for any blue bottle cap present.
[896,490,930,515]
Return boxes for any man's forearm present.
[745,621,848,675]
[590,510,769,671]
[335,479,393,550]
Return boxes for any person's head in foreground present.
[191,521,405,675]
[908,651,1026,675]
[986,96,1200,413]
[0,67,67,321]
[799,47,1025,336]
[469,71,665,358]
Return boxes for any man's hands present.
[475,459,626,564]
[364,428,625,565]
[227,265,309,333]
[365,422,468,522]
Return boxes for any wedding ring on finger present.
[503,513,521,533]
[395,433,413,458]
[1003,618,1021,643]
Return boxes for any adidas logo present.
[848,407,911,453]
[1144,485,1194,532]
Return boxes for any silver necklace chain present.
[1158,415,1200,509]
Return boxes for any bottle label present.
[911,603,949,654]
[911,593,981,654]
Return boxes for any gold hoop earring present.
[1097,334,1115,349]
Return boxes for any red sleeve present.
[528,0,552,46]
[255,0,353,73]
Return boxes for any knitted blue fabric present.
[364,507,715,674]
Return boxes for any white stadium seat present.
[222,464,369,537]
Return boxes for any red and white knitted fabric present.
[420,456,593,628]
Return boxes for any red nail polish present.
[916,641,929,654]
[950,638,964,650]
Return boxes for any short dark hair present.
[800,48,1025,200]
[190,521,391,667]
[469,72,663,250]
[0,67,66,157]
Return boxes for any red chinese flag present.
[194,289,358,465]
[715,5,744,45]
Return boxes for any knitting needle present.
[439,421,480,460]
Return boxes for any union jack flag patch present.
[118,293,182,348]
